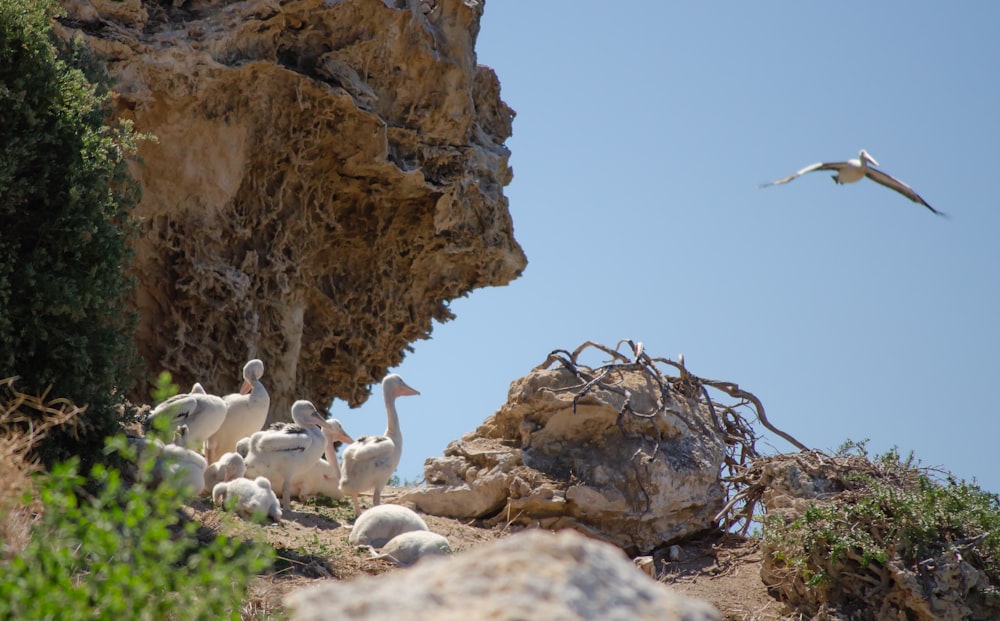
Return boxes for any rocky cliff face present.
[55,0,525,418]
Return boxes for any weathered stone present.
[404,438,520,518]
[55,0,526,420]
[286,529,721,621]
[399,366,727,554]
[89,0,147,27]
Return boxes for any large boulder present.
[399,364,728,554]
[55,0,526,419]
[286,528,721,621]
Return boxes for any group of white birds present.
[136,359,420,523]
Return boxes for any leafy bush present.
[0,0,143,467]
[761,441,1000,618]
[0,436,273,620]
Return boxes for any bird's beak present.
[322,416,354,444]
[239,379,252,395]
[398,382,420,397]
[862,151,880,167]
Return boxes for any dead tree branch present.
[536,339,809,534]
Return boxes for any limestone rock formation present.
[54,0,526,420]
[398,362,728,554]
[286,528,721,621]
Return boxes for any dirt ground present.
[656,535,796,621]
[189,487,797,621]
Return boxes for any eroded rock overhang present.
[56,0,526,418]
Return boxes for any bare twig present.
[535,340,809,533]
[699,378,807,452]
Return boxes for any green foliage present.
[0,436,273,620]
[0,0,144,467]
[151,371,181,406]
[762,442,1000,590]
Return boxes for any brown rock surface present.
[399,363,728,554]
[55,0,525,420]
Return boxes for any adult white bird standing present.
[340,374,419,516]
[288,418,354,500]
[758,149,945,216]
[143,385,227,452]
[205,359,270,464]
[243,400,344,512]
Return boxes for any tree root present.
[535,340,807,534]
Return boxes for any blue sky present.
[337,3,1000,495]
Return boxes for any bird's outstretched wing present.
[758,161,853,189]
[864,167,945,216]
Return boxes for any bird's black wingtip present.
[924,204,948,218]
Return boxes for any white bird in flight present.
[759,149,944,216]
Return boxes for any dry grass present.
[0,376,83,559]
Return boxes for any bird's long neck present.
[250,378,269,404]
[383,387,402,448]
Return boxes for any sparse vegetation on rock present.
[756,441,1000,620]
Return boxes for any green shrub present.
[0,0,143,467]
[0,436,273,620]
[762,441,1000,596]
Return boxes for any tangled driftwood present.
[535,340,806,536]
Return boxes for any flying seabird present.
[759,149,944,216]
